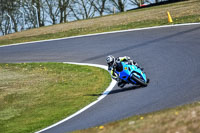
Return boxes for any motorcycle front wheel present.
[131,75,147,87]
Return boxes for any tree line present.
[0,0,160,35]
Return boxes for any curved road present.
[1,24,200,133]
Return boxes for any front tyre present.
[131,75,147,87]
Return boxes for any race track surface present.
[0,24,200,133]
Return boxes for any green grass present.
[0,0,200,132]
[0,63,111,133]
[74,102,200,133]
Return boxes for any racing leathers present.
[108,56,140,88]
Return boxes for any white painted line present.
[2,22,200,132]
[35,62,117,133]
[0,22,200,48]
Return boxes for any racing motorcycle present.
[115,62,149,87]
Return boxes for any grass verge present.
[0,63,111,133]
[74,102,200,133]
[0,0,200,46]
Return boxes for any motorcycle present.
[115,62,149,87]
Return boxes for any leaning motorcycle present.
[115,62,149,87]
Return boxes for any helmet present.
[106,55,115,66]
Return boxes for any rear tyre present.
[131,75,147,87]
[147,78,150,83]
[117,82,126,88]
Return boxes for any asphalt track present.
[0,24,200,133]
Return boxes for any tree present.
[129,0,143,7]
[58,0,71,23]
[0,0,21,34]
[44,0,60,24]
[70,0,96,20]
[109,0,128,12]
[22,0,37,28]
[0,10,10,35]
[92,0,109,16]
[31,0,46,27]
[155,0,160,3]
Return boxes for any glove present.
[126,56,131,60]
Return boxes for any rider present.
[106,55,143,88]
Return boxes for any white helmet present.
[106,55,115,66]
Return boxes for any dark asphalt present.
[0,24,200,133]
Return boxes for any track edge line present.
[35,62,116,133]
[1,22,200,48]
